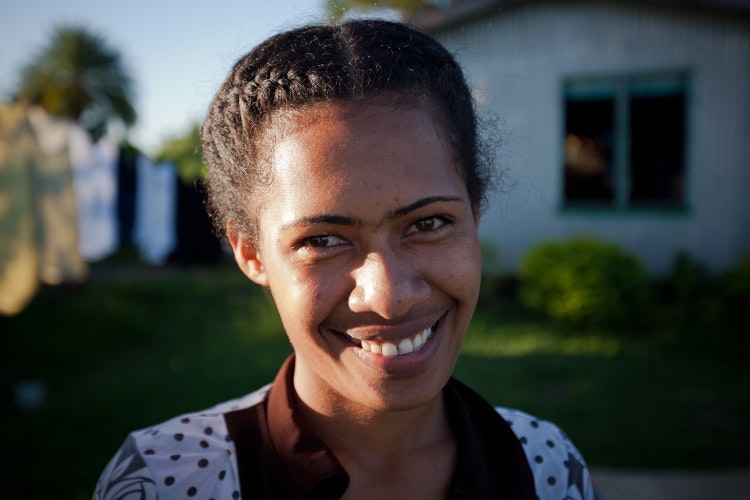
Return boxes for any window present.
[563,73,688,210]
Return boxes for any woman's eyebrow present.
[389,196,463,219]
[280,214,357,231]
[281,196,464,231]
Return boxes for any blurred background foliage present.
[155,123,205,184]
[327,0,437,19]
[519,238,652,329]
[13,26,136,141]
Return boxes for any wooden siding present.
[433,2,750,275]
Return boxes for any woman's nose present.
[348,250,430,319]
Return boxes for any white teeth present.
[361,339,383,354]
[413,332,424,350]
[397,338,414,355]
[381,342,398,357]
[356,326,434,357]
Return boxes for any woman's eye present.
[301,234,347,249]
[407,216,448,235]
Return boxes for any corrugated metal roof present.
[412,0,750,32]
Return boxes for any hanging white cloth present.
[133,154,177,264]
[69,126,120,261]
[26,107,87,284]
[0,103,38,315]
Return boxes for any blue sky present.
[0,0,329,154]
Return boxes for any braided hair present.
[201,19,491,243]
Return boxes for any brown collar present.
[226,355,536,499]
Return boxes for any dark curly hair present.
[201,18,492,243]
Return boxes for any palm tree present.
[14,26,136,139]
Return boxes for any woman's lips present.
[358,325,434,356]
[337,315,442,358]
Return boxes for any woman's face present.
[230,101,482,415]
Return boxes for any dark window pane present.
[564,98,615,205]
[629,92,686,207]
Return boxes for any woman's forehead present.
[269,103,448,174]
[254,102,469,227]
[263,94,444,139]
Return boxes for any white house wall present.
[434,2,750,275]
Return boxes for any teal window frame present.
[562,71,689,212]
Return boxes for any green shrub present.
[723,254,750,302]
[657,252,722,328]
[665,252,709,304]
[719,254,750,330]
[519,238,651,328]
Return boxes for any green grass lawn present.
[1,258,748,499]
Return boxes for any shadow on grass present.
[455,349,750,471]
[0,261,748,498]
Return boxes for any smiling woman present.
[241,103,482,421]
[94,19,595,500]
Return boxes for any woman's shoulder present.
[93,384,272,500]
[495,407,595,500]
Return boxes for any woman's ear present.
[227,223,269,287]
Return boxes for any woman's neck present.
[294,384,457,499]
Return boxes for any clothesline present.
[1,104,180,315]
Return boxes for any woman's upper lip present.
[330,315,443,342]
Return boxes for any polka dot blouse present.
[94,386,593,500]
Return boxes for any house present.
[413,0,750,275]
